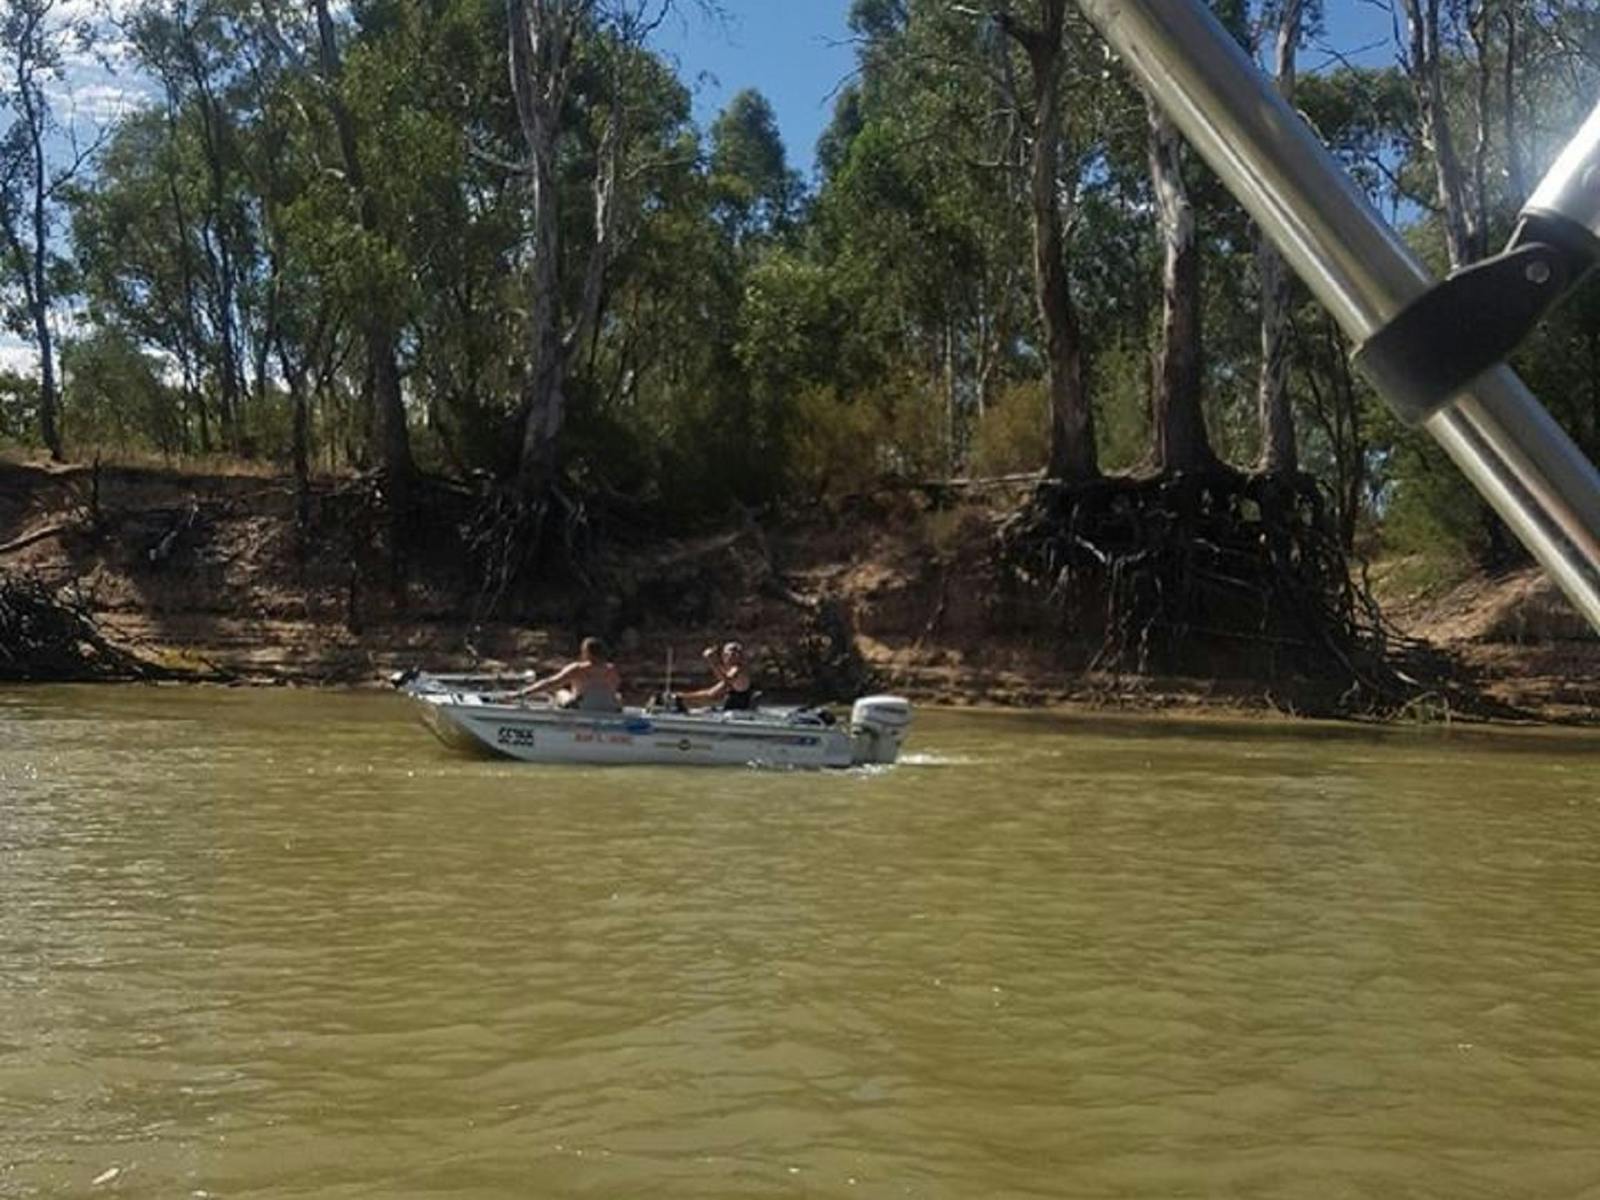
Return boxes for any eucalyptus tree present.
[1382,0,1567,264]
[507,0,718,502]
[807,0,1067,475]
[992,0,1099,480]
[1394,0,1487,267]
[72,109,209,451]
[574,60,771,508]
[0,0,95,461]
[1137,0,1278,475]
[708,88,799,243]
[124,0,263,453]
[256,0,506,499]
[1360,1,1600,557]
[300,0,415,501]
[81,1,306,460]
[390,4,525,478]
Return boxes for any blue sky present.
[651,2,1400,181]
[651,0,859,181]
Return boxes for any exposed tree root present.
[0,573,178,682]
[762,587,878,700]
[457,480,596,622]
[999,468,1523,719]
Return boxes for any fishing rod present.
[1074,0,1600,635]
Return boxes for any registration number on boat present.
[496,726,537,747]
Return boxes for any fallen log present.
[0,521,75,557]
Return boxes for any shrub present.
[969,381,1048,477]
[61,331,183,459]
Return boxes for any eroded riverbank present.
[3,458,1595,722]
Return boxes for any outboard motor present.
[849,695,914,764]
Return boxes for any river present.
[3,685,1599,1198]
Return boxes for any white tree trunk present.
[1257,0,1302,475]
[510,0,629,498]
[1400,0,1485,269]
[998,0,1097,481]
[1147,101,1212,473]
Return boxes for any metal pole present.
[1075,0,1600,634]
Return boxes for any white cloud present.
[35,0,154,136]
[51,77,146,124]
[0,340,40,376]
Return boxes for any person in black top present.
[678,641,755,711]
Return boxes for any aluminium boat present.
[395,671,913,768]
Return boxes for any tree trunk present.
[278,333,313,535]
[177,28,247,454]
[1400,0,1485,268]
[944,314,959,470]
[509,0,627,500]
[515,75,566,497]
[1001,0,1097,482]
[1502,1,1527,203]
[157,80,208,455]
[510,0,574,499]
[29,132,60,461]
[1301,312,1365,551]
[975,267,1010,420]
[31,292,59,460]
[1468,4,1494,242]
[1256,0,1301,475]
[198,215,240,450]
[14,43,61,461]
[313,0,413,508]
[1147,101,1213,473]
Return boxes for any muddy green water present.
[3,686,1600,1199]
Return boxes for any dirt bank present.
[2,458,1594,722]
[1369,559,1600,723]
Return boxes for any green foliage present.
[709,88,800,239]
[970,382,1049,478]
[1087,343,1152,473]
[1374,430,1488,562]
[785,374,946,501]
[0,369,38,445]
[61,330,183,457]
[782,384,883,501]
[2,0,1592,584]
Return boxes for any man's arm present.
[677,678,728,704]
[519,661,578,697]
[702,646,734,684]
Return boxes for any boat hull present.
[406,687,867,768]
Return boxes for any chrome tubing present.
[1075,0,1600,633]
[1524,100,1600,243]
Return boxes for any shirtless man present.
[516,637,622,711]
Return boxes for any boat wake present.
[897,752,979,767]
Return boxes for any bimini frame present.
[1075,0,1600,635]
